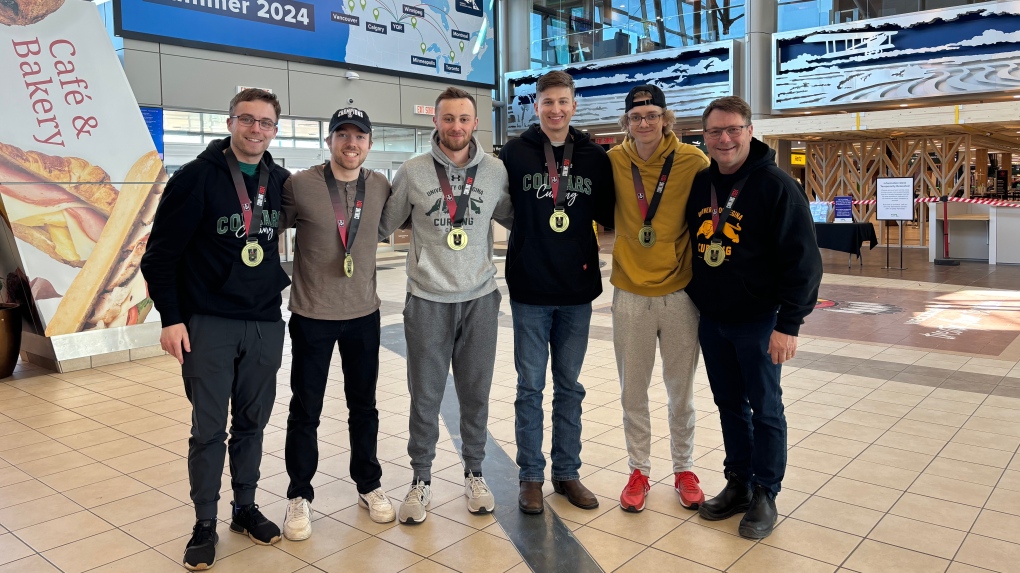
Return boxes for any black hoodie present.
[499,125,615,305]
[141,138,291,327]
[686,138,822,336]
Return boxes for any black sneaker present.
[229,502,281,545]
[183,519,218,571]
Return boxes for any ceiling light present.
[899,104,908,107]
[594,131,625,136]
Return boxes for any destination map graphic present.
[117,0,496,86]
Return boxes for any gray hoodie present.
[379,130,512,303]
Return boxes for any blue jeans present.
[511,300,591,482]
[698,314,786,497]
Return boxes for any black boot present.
[738,486,778,539]
[698,472,751,521]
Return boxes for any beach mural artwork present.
[773,1,1020,110]
[505,41,733,135]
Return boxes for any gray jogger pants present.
[403,290,501,481]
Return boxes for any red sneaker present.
[675,471,705,509]
[620,469,650,513]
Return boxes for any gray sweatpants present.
[182,314,286,520]
[612,289,699,475]
[403,290,501,481]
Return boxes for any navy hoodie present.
[499,125,615,305]
[141,137,291,326]
[686,138,822,336]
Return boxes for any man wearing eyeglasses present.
[608,84,709,514]
[686,96,821,540]
[141,88,291,570]
[277,108,396,542]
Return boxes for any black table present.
[814,222,878,266]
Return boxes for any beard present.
[439,130,473,152]
[332,148,366,171]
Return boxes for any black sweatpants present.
[285,311,382,499]
[182,314,286,521]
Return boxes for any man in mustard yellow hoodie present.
[608,85,709,513]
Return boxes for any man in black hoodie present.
[499,70,614,514]
[686,96,822,540]
[140,89,292,570]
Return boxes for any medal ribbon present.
[631,151,675,225]
[433,159,479,228]
[323,163,367,253]
[542,135,573,208]
[224,147,270,241]
[709,176,749,235]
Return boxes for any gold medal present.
[550,208,569,232]
[447,227,468,250]
[242,240,264,267]
[637,225,656,248]
[344,253,354,277]
[704,241,725,267]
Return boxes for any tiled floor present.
[1,246,1019,572]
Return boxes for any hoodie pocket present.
[217,260,287,310]
[413,243,493,293]
[507,235,593,294]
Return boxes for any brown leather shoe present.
[552,479,599,510]
[518,482,544,514]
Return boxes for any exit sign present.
[594,137,616,145]
[414,105,436,115]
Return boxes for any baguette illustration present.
[0,0,64,26]
[0,142,120,266]
[44,151,167,336]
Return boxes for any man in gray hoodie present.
[379,86,512,524]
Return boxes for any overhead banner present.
[773,2,1020,110]
[115,0,496,87]
[505,42,733,135]
[0,0,167,337]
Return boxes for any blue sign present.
[834,196,854,222]
[140,106,164,158]
[115,0,496,87]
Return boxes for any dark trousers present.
[698,314,786,496]
[285,311,382,498]
[182,314,286,520]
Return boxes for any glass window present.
[778,0,983,32]
[375,126,417,152]
[531,0,745,68]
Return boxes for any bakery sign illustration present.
[0,0,167,336]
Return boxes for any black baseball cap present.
[625,85,667,112]
[328,107,372,134]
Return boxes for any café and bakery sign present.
[0,0,166,353]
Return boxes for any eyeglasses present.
[705,125,749,140]
[626,112,662,125]
[231,115,278,130]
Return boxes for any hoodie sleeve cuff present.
[774,316,801,337]
[159,308,184,328]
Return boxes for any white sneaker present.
[464,472,495,514]
[358,488,396,523]
[398,480,431,524]
[282,497,312,541]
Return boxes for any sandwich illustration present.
[0,143,166,335]
[0,141,118,267]
[0,0,64,26]
[43,150,166,336]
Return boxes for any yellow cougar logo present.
[696,220,742,243]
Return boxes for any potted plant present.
[0,271,24,379]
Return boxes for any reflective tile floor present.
[0,246,1019,572]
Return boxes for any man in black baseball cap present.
[278,105,397,539]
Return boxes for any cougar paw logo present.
[425,198,444,217]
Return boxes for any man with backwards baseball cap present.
[279,107,396,540]
[608,85,710,514]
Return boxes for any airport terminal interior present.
[3,0,1020,572]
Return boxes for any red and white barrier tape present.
[818,197,1020,207]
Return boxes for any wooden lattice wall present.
[804,135,971,222]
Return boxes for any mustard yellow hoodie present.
[608,132,709,297]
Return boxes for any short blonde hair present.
[618,91,675,141]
